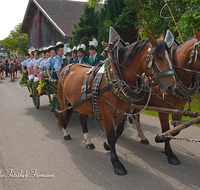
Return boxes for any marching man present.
[74,44,89,64]
[68,46,78,64]
[88,38,105,66]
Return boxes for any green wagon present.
[29,80,60,123]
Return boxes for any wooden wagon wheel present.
[52,94,60,123]
[32,90,40,109]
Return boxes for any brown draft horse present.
[9,61,15,81]
[0,63,4,79]
[131,28,200,165]
[57,33,176,175]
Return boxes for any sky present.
[0,0,88,41]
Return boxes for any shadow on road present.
[24,106,200,190]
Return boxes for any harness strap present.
[81,66,95,100]
[172,65,197,73]
[71,85,112,110]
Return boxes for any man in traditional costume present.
[88,38,105,66]
[74,44,89,64]
[68,46,78,64]
[63,47,71,66]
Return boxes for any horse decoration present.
[0,62,4,79]
[9,61,15,81]
[130,28,200,165]
[57,26,176,175]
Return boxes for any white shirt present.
[28,58,35,68]
[34,58,41,67]
[39,59,47,69]
[93,53,97,60]
[45,57,52,68]
[53,56,62,72]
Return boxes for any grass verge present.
[142,93,200,127]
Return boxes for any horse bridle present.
[145,42,175,79]
[189,39,200,64]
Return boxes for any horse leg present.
[155,112,180,165]
[103,114,127,175]
[128,109,134,123]
[62,108,73,140]
[58,100,72,140]
[80,114,95,149]
[133,109,149,144]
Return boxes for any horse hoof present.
[64,135,71,140]
[140,139,150,144]
[103,141,110,151]
[86,143,95,149]
[114,166,127,175]
[167,156,180,165]
[128,117,133,124]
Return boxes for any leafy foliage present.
[72,4,99,46]
[37,72,49,95]
[67,39,74,49]
[1,23,28,55]
[97,0,125,53]
[19,71,28,86]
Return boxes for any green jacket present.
[74,55,89,64]
[62,58,68,66]
[68,57,77,64]
[88,53,105,66]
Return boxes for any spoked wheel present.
[52,94,60,123]
[32,90,40,109]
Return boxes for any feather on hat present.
[89,38,98,50]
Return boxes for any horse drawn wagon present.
[19,26,200,175]
[19,71,60,122]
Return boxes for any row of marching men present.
[21,38,105,80]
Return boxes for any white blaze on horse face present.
[165,50,176,82]
[165,50,172,69]
[84,133,92,145]
[63,128,69,137]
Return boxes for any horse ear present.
[148,33,158,48]
[159,35,164,41]
[193,28,200,40]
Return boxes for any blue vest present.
[51,56,62,78]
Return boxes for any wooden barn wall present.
[28,9,69,49]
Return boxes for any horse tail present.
[57,66,72,129]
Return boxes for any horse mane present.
[118,39,169,66]
[175,37,194,52]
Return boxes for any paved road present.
[0,75,200,190]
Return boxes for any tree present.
[97,0,125,53]
[176,0,200,42]
[1,23,28,55]
[72,4,99,46]
[67,39,74,49]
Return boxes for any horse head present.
[118,31,176,94]
[143,34,176,94]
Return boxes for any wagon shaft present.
[130,104,199,118]
[156,116,200,141]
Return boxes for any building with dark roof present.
[20,0,103,49]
